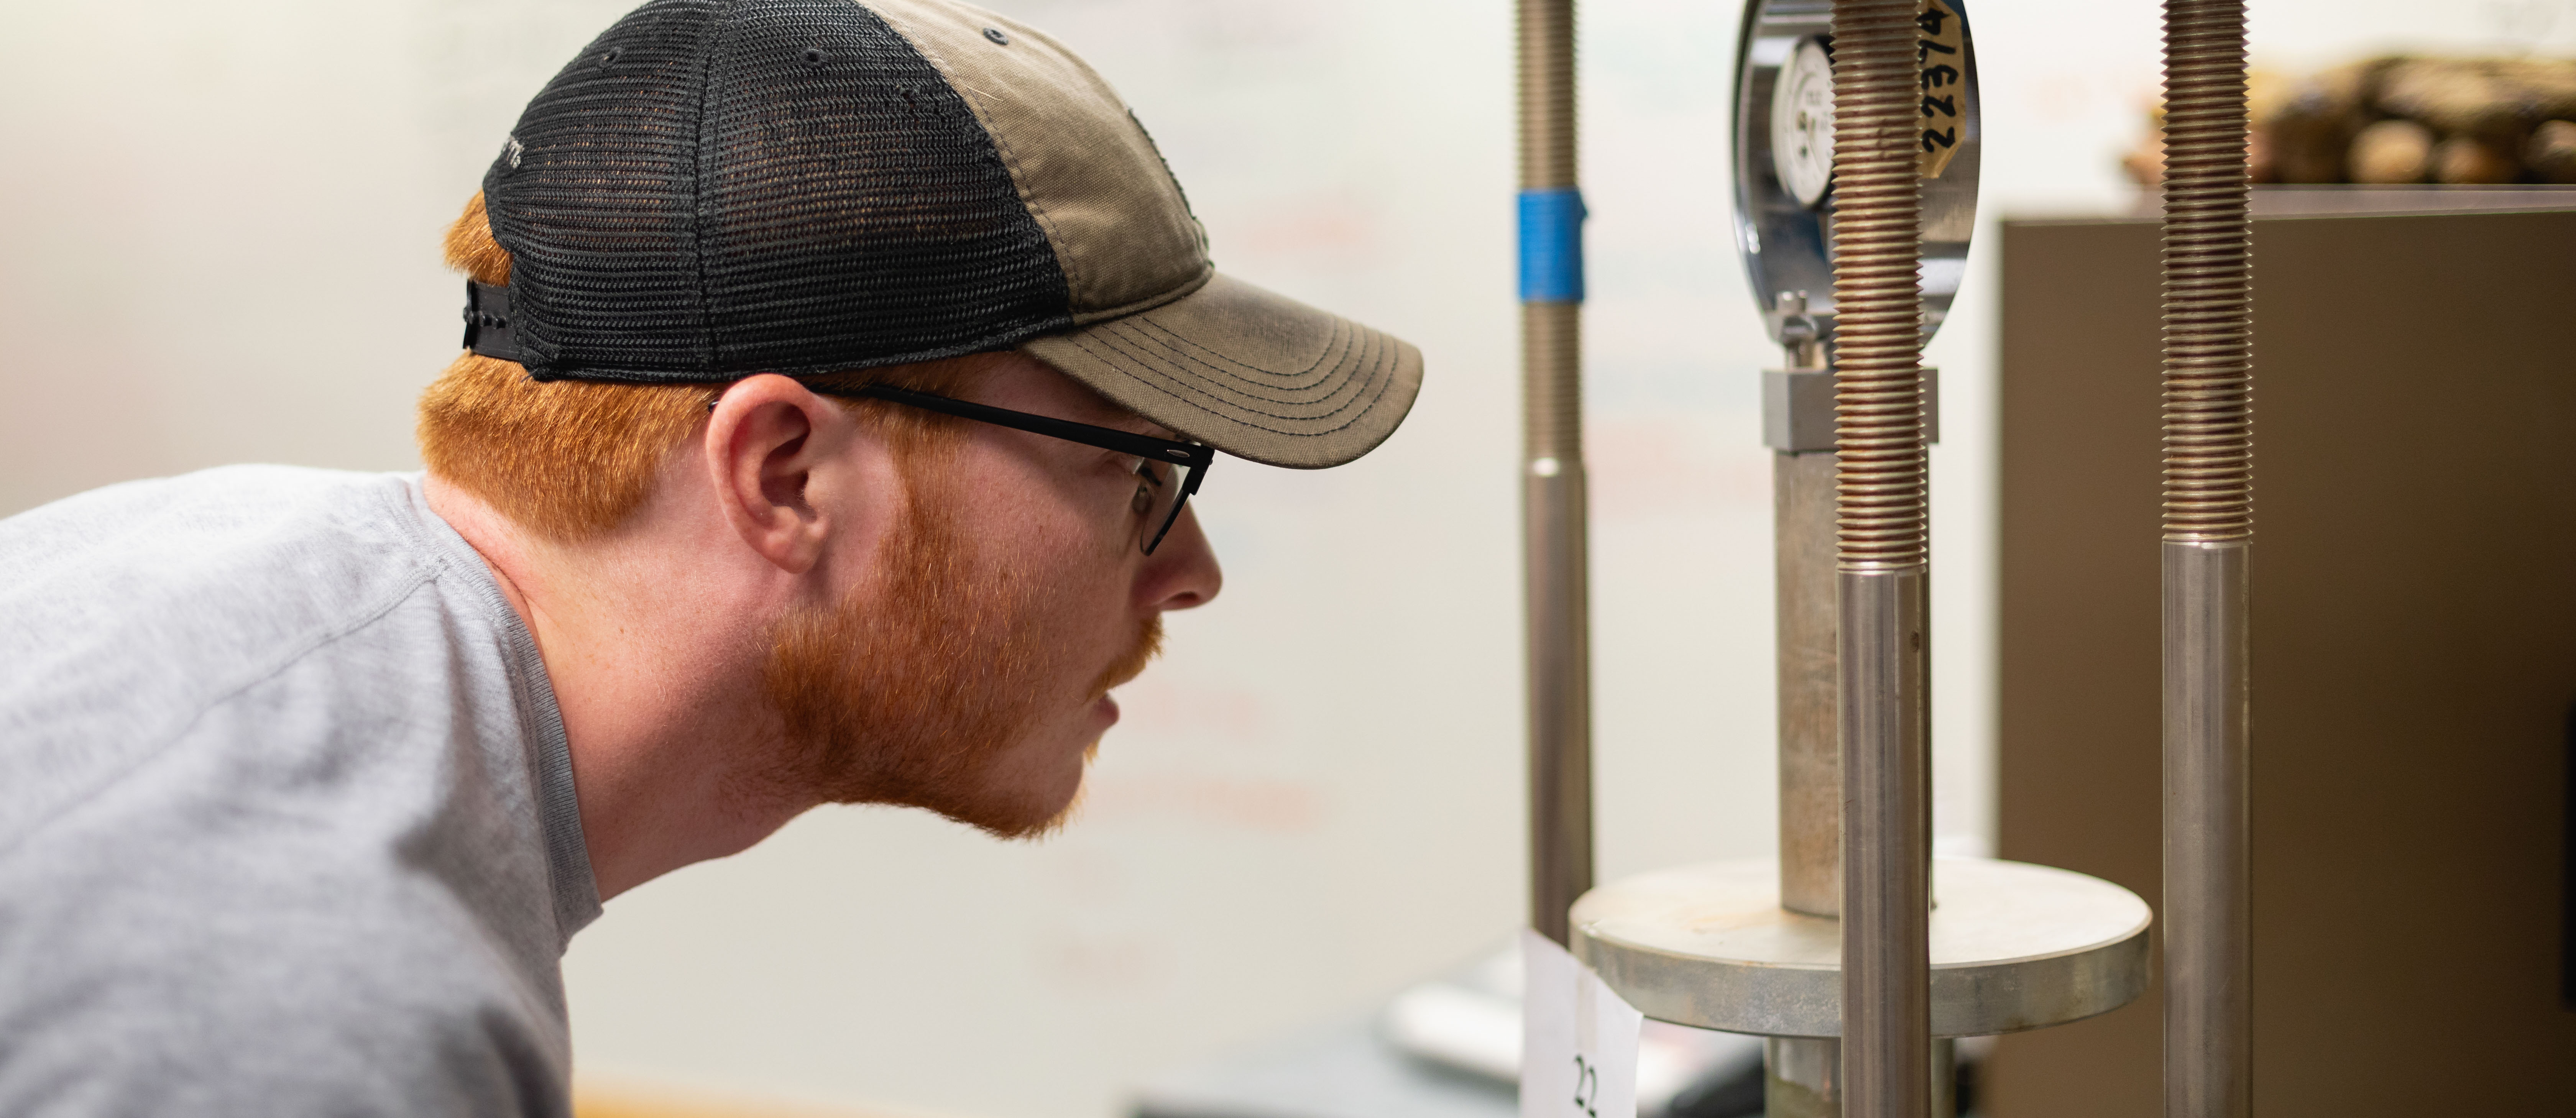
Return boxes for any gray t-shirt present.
[0,466,601,1116]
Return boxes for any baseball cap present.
[463,0,1421,470]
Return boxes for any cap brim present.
[1019,273,1422,470]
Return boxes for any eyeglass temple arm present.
[818,383,1214,468]
[1145,447,1211,555]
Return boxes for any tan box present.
[1990,202,2576,1117]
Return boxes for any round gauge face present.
[1770,38,1834,209]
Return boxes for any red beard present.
[759,465,1161,838]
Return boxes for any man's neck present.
[424,473,813,900]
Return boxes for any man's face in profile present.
[759,356,1218,837]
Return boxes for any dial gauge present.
[1731,0,1982,346]
[1770,38,1834,210]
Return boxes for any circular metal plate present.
[1733,0,1982,346]
[1571,857,2149,1038]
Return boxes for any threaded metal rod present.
[1519,0,1576,191]
[1830,1,1931,1116]
[1525,300,1583,462]
[2160,1,2253,546]
[1526,307,1592,944]
[2159,3,2253,1118]
[1830,0,1930,575]
[1519,0,1592,946]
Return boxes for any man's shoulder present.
[0,467,585,1118]
[0,464,444,604]
[0,465,502,850]
[3,464,433,580]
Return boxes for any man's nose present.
[1139,503,1222,612]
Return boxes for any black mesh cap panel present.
[483,0,1074,383]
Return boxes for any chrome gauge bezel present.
[1732,0,1981,346]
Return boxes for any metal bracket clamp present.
[1763,367,1942,453]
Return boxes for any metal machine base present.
[1570,857,2150,1038]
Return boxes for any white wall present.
[3,2,2568,1117]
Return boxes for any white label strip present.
[1520,929,1643,1118]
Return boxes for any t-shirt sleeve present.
[0,468,590,1117]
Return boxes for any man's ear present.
[704,374,863,575]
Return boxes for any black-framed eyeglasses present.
[811,383,1212,556]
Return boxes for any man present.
[0,0,1421,1113]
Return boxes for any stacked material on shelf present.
[2125,56,2576,186]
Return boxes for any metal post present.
[1518,0,1592,947]
[1777,446,1842,919]
[2159,3,2254,1118]
[1776,353,1961,1118]
[1838,568,1931,1118]
[1777,366,1958,1118]
[1771,309,1845,1116]
[1764,1036,1955,1118]
[1829,2,1931,1116]
[2163,542,2250,1118]
[1776,334,1842,921]
[1765,1037,1842,1118]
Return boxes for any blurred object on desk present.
[1134,941,2001,1118]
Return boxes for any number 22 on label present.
[1571,1054,1602,1118]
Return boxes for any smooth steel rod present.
[2159,2,2255,1116]
[1838,568,1930,1118]
[1829,0,1932,1115]
[2163,541,2250,1118]
[1518,0,1592,946]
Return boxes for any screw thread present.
[1831,0,1929,572]
[2160,0,2254,543]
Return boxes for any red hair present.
[416,193,983,540]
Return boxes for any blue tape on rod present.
[1517,187,1587,303]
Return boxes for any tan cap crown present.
[480,0,1418,469]
[868,1,1212,321]
[874,0,1422,470]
